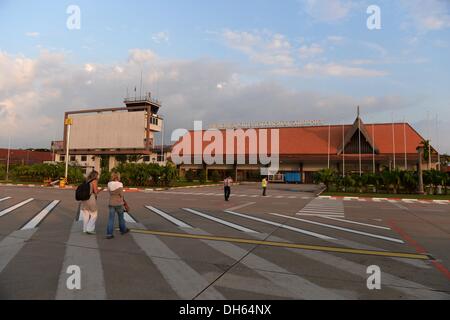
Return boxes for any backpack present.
[75,179,93,201]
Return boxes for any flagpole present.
[358,106,362,176]
[372,123,375,174]
[327,124,331,169]
[6,135,11,181]
[392,113,396,170]
[342,122,345,178]
[403,118,407,170]
[436,114,440,171]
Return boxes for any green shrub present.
[210,170,221,183]
[198,169,207,184]
[185,169,195,182]
[9,163,83,184]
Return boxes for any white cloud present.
[301,0,353,22]
[25,32,40,38]
[299,43,324,59]
[0,49,425,151]
[152,31,170,44]
[222,30,294,67]
[401,0,450,32]
[84,64,95,73]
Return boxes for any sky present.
[0,0,450,153]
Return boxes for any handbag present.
[123,199,130,212]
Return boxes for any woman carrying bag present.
[106,172,130,239]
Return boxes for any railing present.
[124,95,161,106]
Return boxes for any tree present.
[313,169,336,191]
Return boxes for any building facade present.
[52,93,168,174]
[173,115,439,183]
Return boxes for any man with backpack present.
[76,170,99,235]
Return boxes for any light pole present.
[64,117,73,184]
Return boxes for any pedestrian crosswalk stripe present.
[0,197,11,202]
[20,200,60,230]
[0,198,34,217]
[145,206,193,228]
[131,229,225,299]
[124,212,137,223]
[317,216,391,230]
[224,210,335,240]
[268,213,404,244]
[182,208,259,233]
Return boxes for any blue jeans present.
[107,205,127,236]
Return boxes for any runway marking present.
[124,212,137,223]
[226,202,256,211]
[224,210,335,240]
[317,215,390,230]
[0,197,11,202]
[388,220,450,282]
[145,206,192,228]
[0,229,38,274]
[131,223,225,299]
[20,200,60,230]
[183,208,258,233]
[268,213,404,244]
[0,198,34,217]
[55,222,106,300]
[128,229,430,260]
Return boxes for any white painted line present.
[145,206,192,228]
[318,215,391,230]
[124,212,137,223]
[0,198,34,217]
[56,222,106,300]
[224,210,335,240]
[183,208,258,233]
[0,197,11,202]
[298,210,345,215]
[21,200,60,230]
[227,202,256,211]
[300,207,344,212]
[269,213,403,244]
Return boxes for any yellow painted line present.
[129,229,431,260]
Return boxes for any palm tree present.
[421,140,431,169]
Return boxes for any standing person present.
[106,172,130,239]
[262,177,268,196]
[80,170,99,235]
[224,176,233,201]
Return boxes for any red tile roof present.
[0,149,53,165]
[173,122,427,156]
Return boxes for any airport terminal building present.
[174,115,439,183]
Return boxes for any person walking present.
[262,177,268,196]
[224,176,233,201]
[106,172,130,239]
[80,170,99,235]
